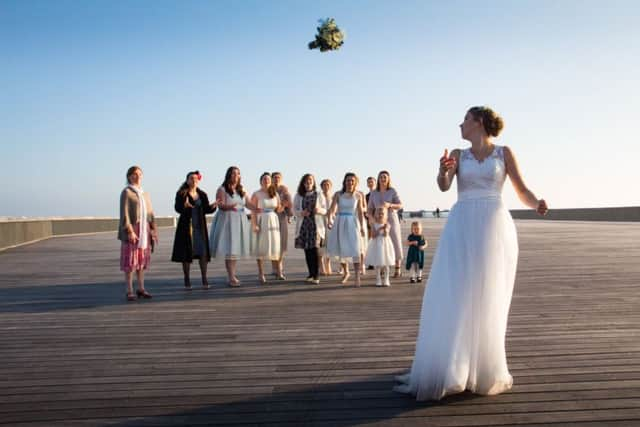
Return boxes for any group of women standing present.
[201,167,404,288]
[118,165,406,294]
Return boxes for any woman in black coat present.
[171,171,217,289]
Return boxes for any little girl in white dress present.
[364,208,395,287]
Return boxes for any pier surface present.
[1,220,639,426]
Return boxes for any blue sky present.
[1,0,638,217]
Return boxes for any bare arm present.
[367,192,375,218]
[504,146,548,215]
[389,189,402,211]
[326,193,340,228]
[356,194,365,236]
[216,188,232,211]
[244,194,260,212]
[250,193,259,231]
[419,237,428,250]
[437,149,460,192]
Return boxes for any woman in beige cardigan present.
[119,166,158,301]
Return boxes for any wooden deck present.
[1,220,639,426]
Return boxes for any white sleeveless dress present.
[252,192,281,260]
[326,193,361,260]
[364,223,395,267]
[209,187,251,259]
[395,145,518,400]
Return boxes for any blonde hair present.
[410,221,422,234]
[468,106,504,137]
[374,207,388,223]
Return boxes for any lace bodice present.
[457,145,506,200]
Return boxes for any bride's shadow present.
[106,376,483,427]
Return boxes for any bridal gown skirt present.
[395,197,518,400]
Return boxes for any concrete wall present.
[2,208,638,251]
[510,206,640,222]
[0,220,53,251]
[0,217,176,251]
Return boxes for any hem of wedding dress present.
[393,374,513,401]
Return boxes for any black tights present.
[304,248,319,279]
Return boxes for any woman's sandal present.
[126,292,136,301]
[136,289,152,299]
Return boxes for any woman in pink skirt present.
[119,165,158,301]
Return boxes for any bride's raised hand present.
[439,149,456,175]
[536,199,548,216]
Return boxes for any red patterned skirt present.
[120,224,152,272]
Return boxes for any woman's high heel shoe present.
[126,292,136,301]
[136,289,152,299]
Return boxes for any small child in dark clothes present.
[406,221,428,283]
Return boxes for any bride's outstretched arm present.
[504,146,548,215]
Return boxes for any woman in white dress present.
[209,166,260,287]
[364,208,395,287]
[272,172,293,279]
[327,172,366,287]
[394,106,548,400]
[319,179,334,276]
[355,175,369,276]
[250,172,282,284]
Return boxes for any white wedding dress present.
[395,145,518,400]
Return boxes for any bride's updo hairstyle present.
[468,106,504,137]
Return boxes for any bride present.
[394,106,548,400]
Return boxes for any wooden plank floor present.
[0,220,639,426]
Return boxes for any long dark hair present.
[177,170,200,197]
[341,172,357,194]
[297,173,316,196]
[260,172,277,198]
[222,166,245,197]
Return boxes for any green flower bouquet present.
[308,18,345,52]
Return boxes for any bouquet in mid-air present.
[308,18,345,52]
